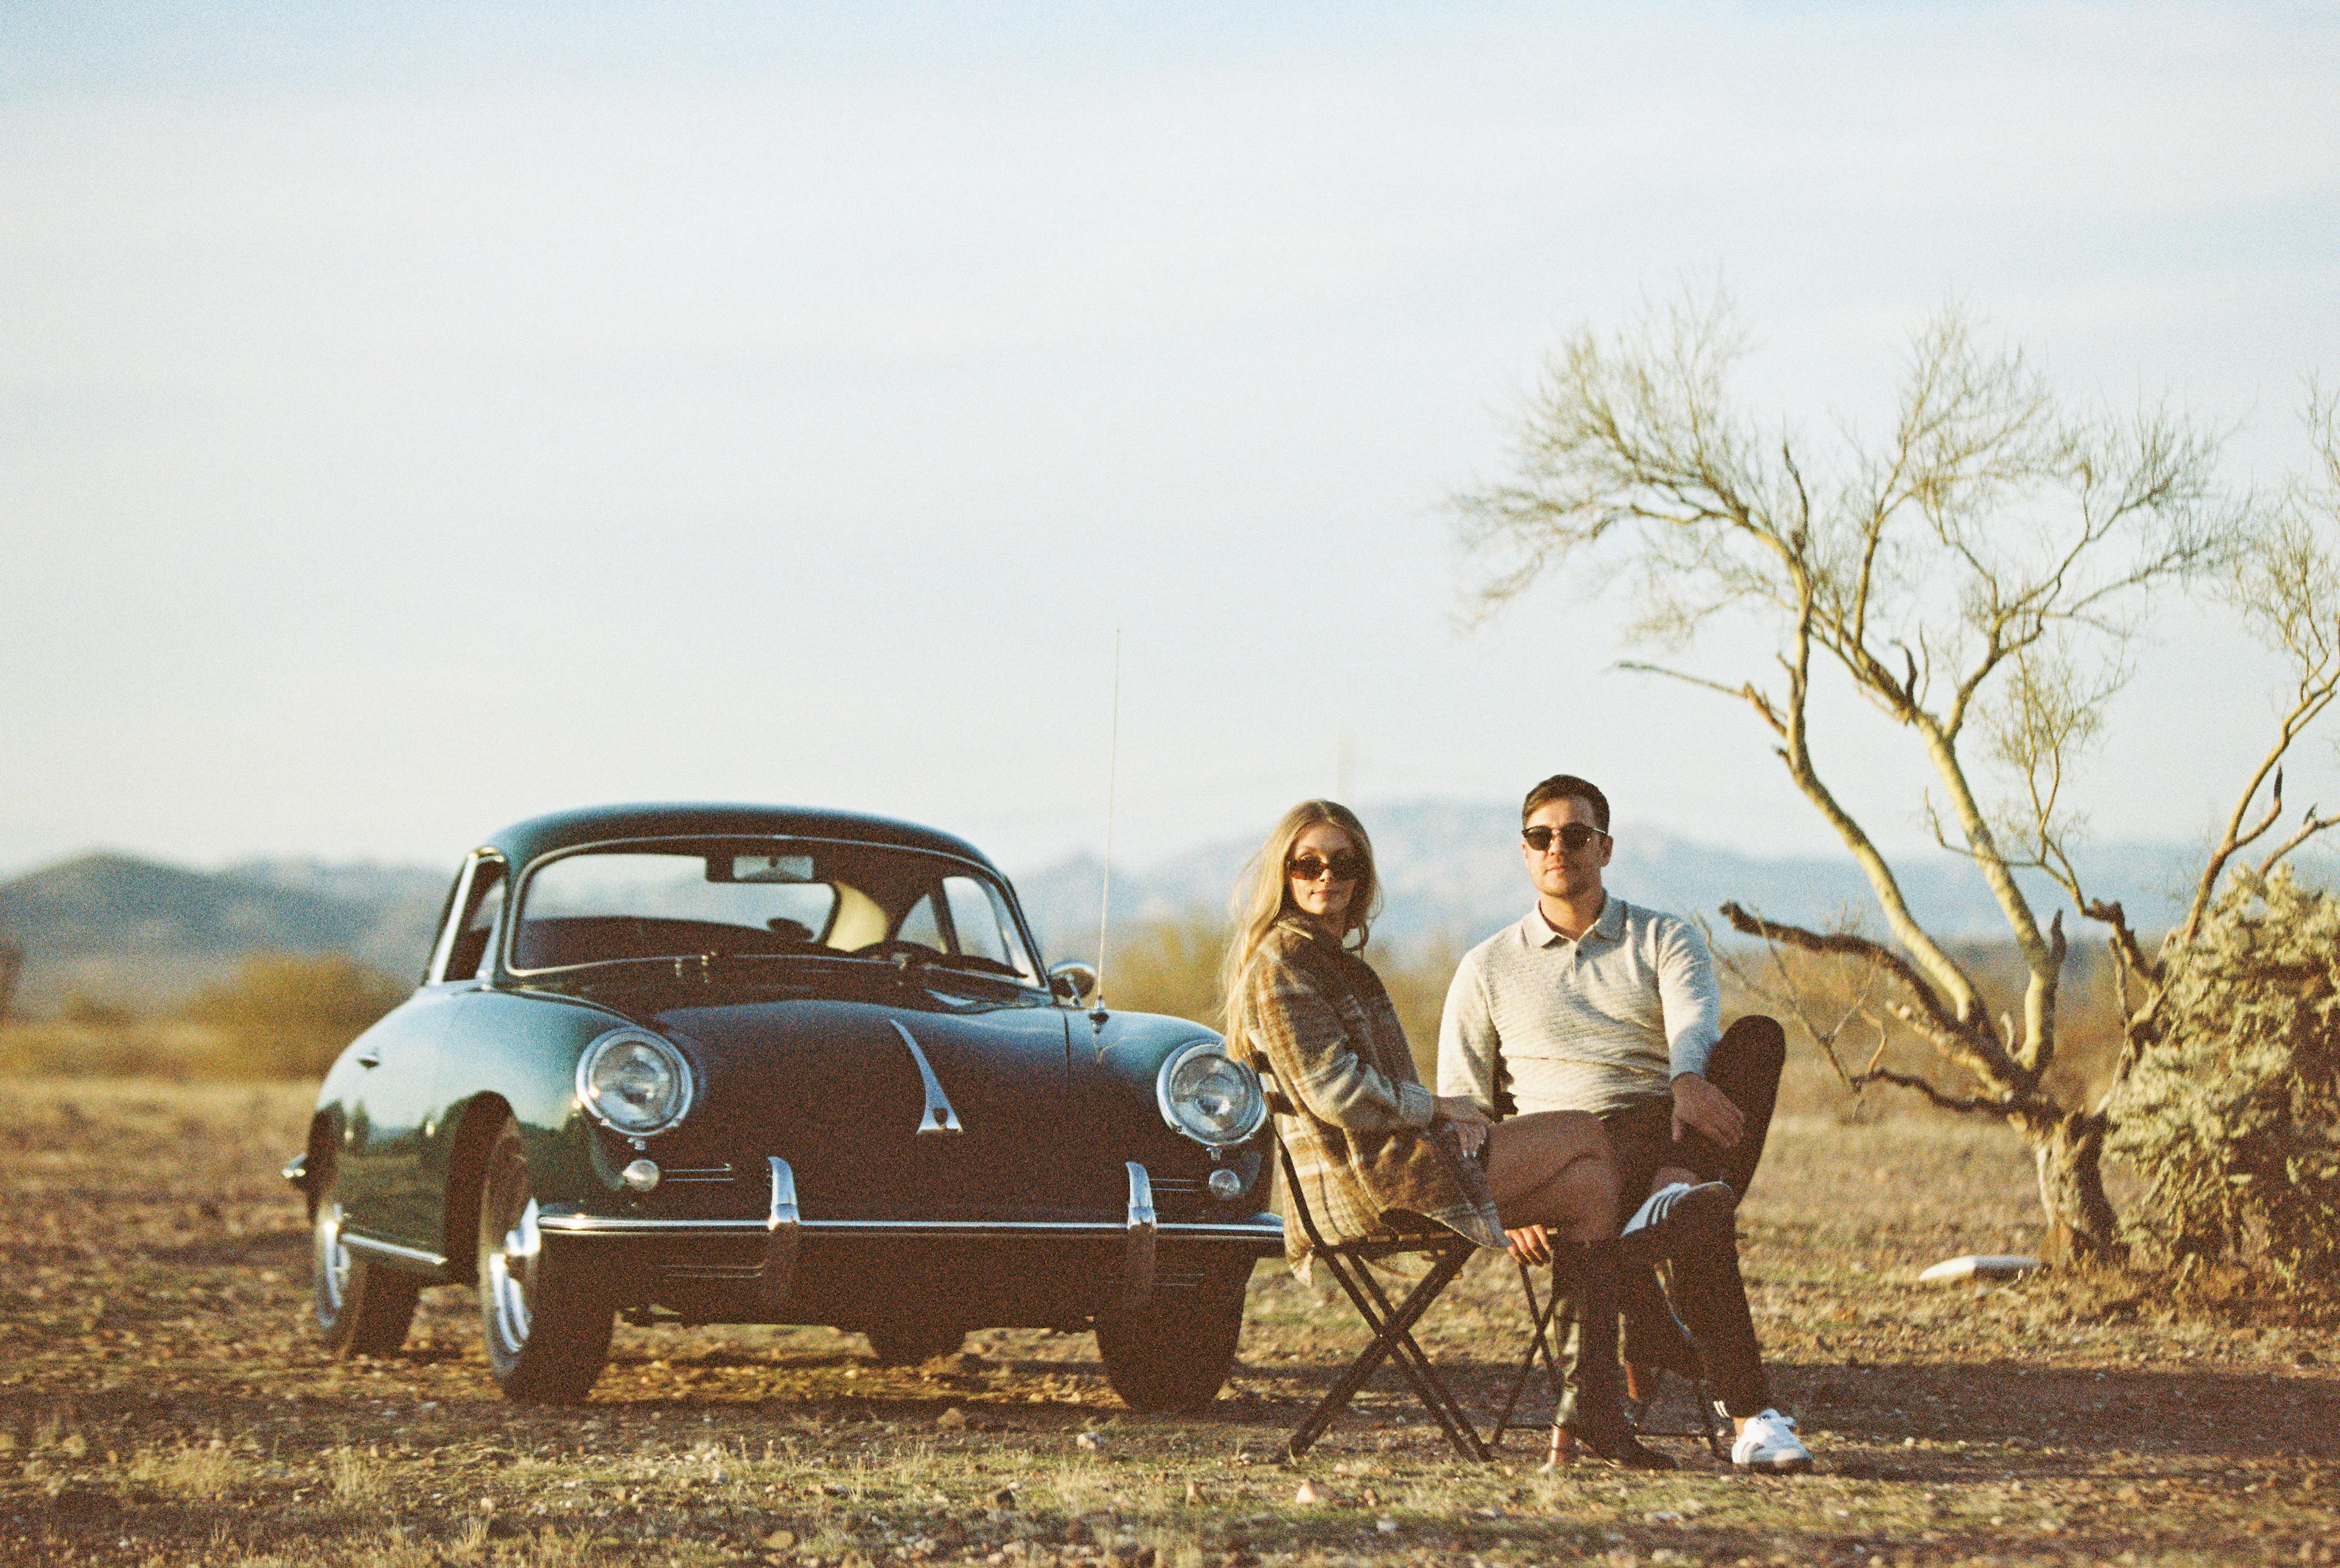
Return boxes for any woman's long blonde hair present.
[1218,799,1382,1066]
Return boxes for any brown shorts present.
[1598,1098,1718,1207]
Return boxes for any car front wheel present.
[477,1117,614,1403]
[310,1162,420,1357]
[1094,1259,1252,1413]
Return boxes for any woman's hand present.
[1433,1095,1490,1158]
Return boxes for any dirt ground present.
[2,1079,2335,1567]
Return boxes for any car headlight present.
[575,1029,694,1137]
[1155,1040,1268,1148]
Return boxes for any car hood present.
[636,986,1074,1210]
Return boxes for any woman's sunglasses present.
[1522,824,1608,854]
[1286,851,1365,883]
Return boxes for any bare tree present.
[1452,289,2340,1260]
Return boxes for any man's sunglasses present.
[1522,824,1608,854]
[1286,851,1365,883]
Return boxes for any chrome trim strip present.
[339,1232,449,1272]
[1119,1162,1157,1310]
[281,1152,309,1188]
[887,1021,963,1135]
[534,1213,1283,1243]
[760,1157,801,1310]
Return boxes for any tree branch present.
[2082,898,2154,985]
[1615,661,1787,737]
[1771,577,1989,1025]
[2018,907,2067,1080]
[1717,901,2023,1093]
[1849,1066,2013,1117]
[2182,767,2288,948]
[2257,806,2340,876]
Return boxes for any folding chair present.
[1259,1073,1492,1463]
[1481,1255,1728,1458]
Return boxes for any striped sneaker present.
[1615,1180,1736,1266]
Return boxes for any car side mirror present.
[1047,960,1097,1003]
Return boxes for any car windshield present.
[509,837,1041,987]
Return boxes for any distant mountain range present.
[0,801,2222,1016]
[0,854,447,1015]
[1013,800,2213,962]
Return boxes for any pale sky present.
[6,2,2339,881]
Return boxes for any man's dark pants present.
[1568,1015,1785,1421]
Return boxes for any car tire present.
[310,1159,420,1358]
[863,1321,967,1367]
[476,1117,614,1403]
[1094,1260,1252,1413]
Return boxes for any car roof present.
[482,803,1002,874]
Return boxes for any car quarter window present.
[896,892,944,951]
[444,862,506,982]
[943,876,1022,973]
[427,853,505,984]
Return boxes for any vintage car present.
[283,804,1281,1406]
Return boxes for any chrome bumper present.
[533,1157,1280,1312]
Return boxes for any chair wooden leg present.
[1345,1248,1489,1461]
[1484,1257,1565,1449]
[1287,1243,1485,1463]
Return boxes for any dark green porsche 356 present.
[282,804,1281,1407]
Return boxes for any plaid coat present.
[1234,916,1505,1265]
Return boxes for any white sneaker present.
[1731,1408,1812,1474]
[1715,1400,1798,1431]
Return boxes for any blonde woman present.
[1221,800,1668,1468]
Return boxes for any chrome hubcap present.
[314,1199,352,1316]
[483,1154,540,1355]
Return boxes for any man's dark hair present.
[1522,773,1610,833]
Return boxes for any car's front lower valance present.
[531,1157,1283,1313]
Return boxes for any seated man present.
[1438,773,1811,1474]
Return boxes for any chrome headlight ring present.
[1154,1039,1268,1148]
[575,1028,695,1138]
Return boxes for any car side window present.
[444,862,508,982]
[896,892,945,951]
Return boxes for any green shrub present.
[181,954,409,1079]
[2108,868,2340,1288]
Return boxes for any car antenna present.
[1089,629,1121,1045]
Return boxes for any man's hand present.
[1505,1223,1552,1266]
[1433,1094,1490,1158]
[1671,1071,1744,1149]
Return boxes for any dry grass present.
[1,1077,2335,1566]
[0,1018,253,1080]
